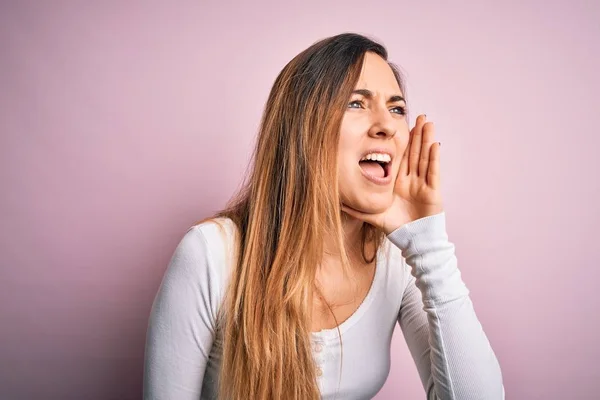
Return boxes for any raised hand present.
[342,114,444,234]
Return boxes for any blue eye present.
[390,106,407,115]
[348,100,407,116]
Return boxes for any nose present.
[367,107,396,139]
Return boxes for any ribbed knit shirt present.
[143,212,505,399]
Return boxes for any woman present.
[143,33,504,399]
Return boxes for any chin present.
[345,191,394,214]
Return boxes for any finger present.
[418,122,436,178]
[399,115,421,177]
[409,114,426,176]
[427,141,441,189]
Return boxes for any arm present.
[143,226,220,399]
[390,212,504,400]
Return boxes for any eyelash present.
[348,100,407,115]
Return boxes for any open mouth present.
[358,153,391,179]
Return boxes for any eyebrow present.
[351,89,406,104]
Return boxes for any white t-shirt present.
[143,212,504,399]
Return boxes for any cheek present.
[398,121,411,146]
[336,156,357,197]
[338,114,370,150]
[392,126,411,170]
[336,156,356,198]
[336,129,361,186]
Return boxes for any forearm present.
[391,213,504,399]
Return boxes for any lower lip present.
[359,166,393,186]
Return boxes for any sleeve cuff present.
[386,212,447,253]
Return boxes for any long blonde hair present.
[200,33,405,399]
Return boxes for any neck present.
[322,212,364,261]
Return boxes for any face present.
[338,52,410,214]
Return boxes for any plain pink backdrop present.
[1,1,599,399]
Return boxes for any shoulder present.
[188,217,238,256]
[179,217,238,293]
[157,217,238,324]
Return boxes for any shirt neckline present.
[311,241,386,342]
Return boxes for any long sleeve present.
[388,212,504,400]
[143,226,220,400]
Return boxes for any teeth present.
[360,153,391,163]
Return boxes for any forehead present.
[355,52,401,94]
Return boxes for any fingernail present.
[439,142,442,146]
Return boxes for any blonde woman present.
[143,33,504,400]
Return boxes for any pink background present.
[1,1,599,399]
